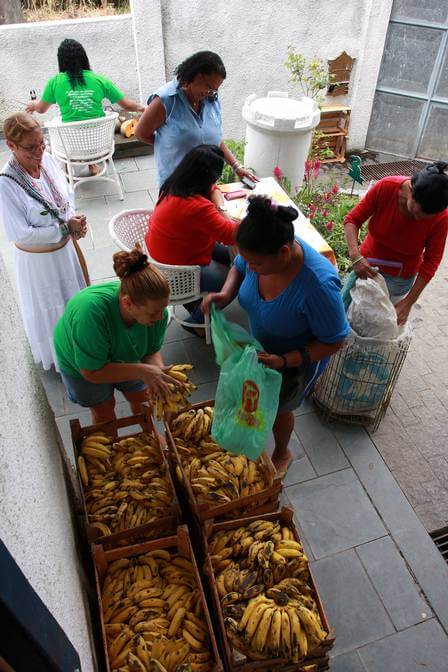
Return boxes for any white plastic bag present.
[347,275,399,340]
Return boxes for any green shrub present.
[220,139,246,184]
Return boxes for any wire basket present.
[312,329,412,432]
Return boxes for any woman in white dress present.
[0,112,88,369]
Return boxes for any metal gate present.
[366,0,448,160]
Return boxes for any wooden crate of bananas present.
[71,405,181,550]
[92,525,223,672]
[202,507,335,672]
[165,401,283,523]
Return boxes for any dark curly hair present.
[175,51,226,85]
[57,39,91,88]
[236,196,298,254]
[411,161,448,215]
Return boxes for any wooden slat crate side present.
[92,525,224,672]
[164,400,282,522]
[71,404,181,549]
[202,507,335,672]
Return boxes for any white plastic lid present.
[242,92,320,132]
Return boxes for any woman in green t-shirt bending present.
[54,244,179,424]
[26,38,144,123]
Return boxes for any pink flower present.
[273,165,283,179]
[312,159,321,178]
[309,203,317,213]
[309,213,314,221]
[331,184,339,194]
[326,221,334,231]
[322,209,329,218]
[323,191,333,202]
[304,159,312,173]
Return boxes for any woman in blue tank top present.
[135,51,257,185]
[202,196,350,476]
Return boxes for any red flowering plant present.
[273,160,364,273]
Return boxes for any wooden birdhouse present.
[327,51,355,96]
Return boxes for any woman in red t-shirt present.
[145,144,238,336]
[343,162,448,324]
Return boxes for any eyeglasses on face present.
[17,141,46,152]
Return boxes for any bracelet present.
[59,222,70,237]
[217,206,227,212]
[232,161,242,172]
[350,254,364,267]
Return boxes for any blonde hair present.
[3,112,41,145]
[113,243,170,304]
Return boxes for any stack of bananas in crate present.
[77,431,173,537]
[153,364,197,419]
[209,519,328,662]
[102,550,214,671]
[171,407,273,508]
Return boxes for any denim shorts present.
[60,371,146,407]
[381,272,416,300]
[278,361,327,413]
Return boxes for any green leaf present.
[40,210,49,216]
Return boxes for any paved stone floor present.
[1,142,448,670]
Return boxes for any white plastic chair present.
[108,209,211,344]
[45,112,123,201]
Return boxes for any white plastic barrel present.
[242,92,321,188]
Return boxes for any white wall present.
[159,0,393,150]
[0,14,140,114]
[0,254,95,671]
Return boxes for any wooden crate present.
[314,105,351,164]
[202,507,335,672]
[92,525,224,672]
[71,404,181,550]
[165,400,282,523]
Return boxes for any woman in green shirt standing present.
[26,38,144,123]
[54,244,178,424]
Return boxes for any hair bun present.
[113,243,149,279]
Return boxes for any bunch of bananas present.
[153,365,197,420]
[208,520,327,663]
[101,548,214,672]
[171,409,273,510]
[77,431,174,537]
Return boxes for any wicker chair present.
[45,112,123,202]
[108,209,211,344]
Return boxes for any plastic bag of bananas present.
[203,507,334,671]
[151,364,197,420]
[93,526,223,672]
[73,408,180,548]
[165,402,282,523]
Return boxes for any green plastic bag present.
[210,305,282,459]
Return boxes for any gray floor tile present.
[287,469,386,558]
[284,455,317,486]
[330,651,367,672]
[106,189,153,215]
[358,618,448,672]
[189,380,218,404]
[311,549,394,656]
[76,175,123,200]
[115,158,138,173]
[335,425,448,631]
[121,169,158,194]
[356,537,431,630]
[161,339,191,366]
[294,412,349,475]
[84,245,118,282]
[135,155,156,171]
[38,368,66,416]
[182,338,219,385]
